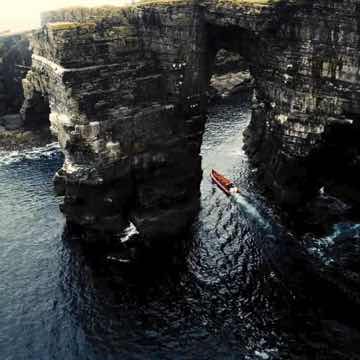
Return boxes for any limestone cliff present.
[240,0,360,206]
[21,0,360,243]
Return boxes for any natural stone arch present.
[205,25,256,103]
[21,0,360,246]
[209,52,251,98]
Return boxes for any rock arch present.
[22,0,360,243]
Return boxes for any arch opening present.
[21,90,51,131]
[205,23,259,93]
[208,49,253,102]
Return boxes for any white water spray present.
[324,223,360,245]
[232,192,269,229]
[0,142,60,167]
[308,222,360,265]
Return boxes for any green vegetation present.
[136,0,191,6]
[135,0,280,6]
[43,0,282,30]
[216,0,281,7]
[44,5,125,20]
[48,22,96,32]
[232,0,279,4]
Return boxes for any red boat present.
[210,169,239,195]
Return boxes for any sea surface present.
[1,95,360,359]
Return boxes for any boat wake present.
[231,193,270,229]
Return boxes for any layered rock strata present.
[22,0,360,242]
[23,4,208,242]
[240,0,360,206]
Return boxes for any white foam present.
[329,223,360,243]
[120,222,139,243]
[0,142,60,167]
[308,223,360,265]
[232,193,268,228]
[106,256,131,264]
[254,350,270,360]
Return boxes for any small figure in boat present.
[210,169,240,195]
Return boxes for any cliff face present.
[22,0,360,243]
[0,33,31,129]
[240,0,360,206]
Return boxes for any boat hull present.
[210,169,237,195]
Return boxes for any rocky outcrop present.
[0,33,31,129]
[21,0,360,243]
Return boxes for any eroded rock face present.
[240,0,360,207]
[0,33,31,128]
[21,0,360,243]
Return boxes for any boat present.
[210,169,239,195]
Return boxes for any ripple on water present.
[1,96,360,359]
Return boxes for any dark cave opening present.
[21,90,51,131]
[206,23,257,87]
[205,23,257,104]
[208,49,253,101]
[308,120,360,206]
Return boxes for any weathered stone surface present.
[240,0,360,206]
[0,33,31,117]
[21,0,360,243]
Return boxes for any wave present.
[232,193,270,229]
[307,222,360,265]
[324,222,360,244]
[0,142,61,166]
[119,221,140,243]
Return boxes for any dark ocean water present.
[1,95,360,360]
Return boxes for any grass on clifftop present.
[48,22,97,31]
[42,0,283,29]
[216,0,281,6]
[45,0,280,14]
[136,0,280,6]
